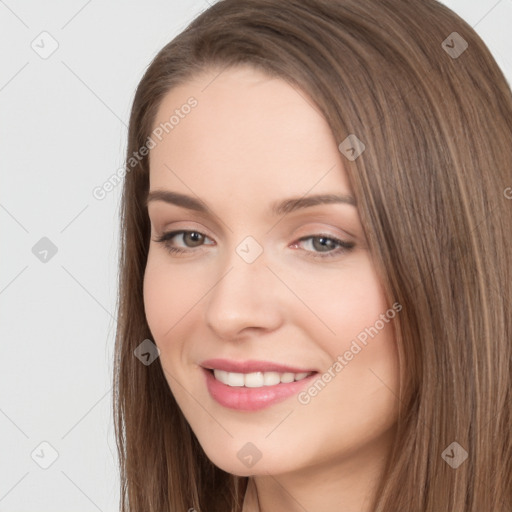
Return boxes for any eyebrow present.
[145,190,356,216]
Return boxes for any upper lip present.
[200,358,317,374]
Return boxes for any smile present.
[212,369,313,388]
[202,367,319,411]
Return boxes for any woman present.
[113,0,512,510]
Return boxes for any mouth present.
[200,361,319,411]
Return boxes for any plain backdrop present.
[0,0,511,510]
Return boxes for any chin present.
[196,436,300,477]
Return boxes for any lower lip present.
[202,368,318,411]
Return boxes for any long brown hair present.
[113,0,512,510]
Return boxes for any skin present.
[143,65,400,512]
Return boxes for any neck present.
[250,424,395,512]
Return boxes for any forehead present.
[148,65,352,203]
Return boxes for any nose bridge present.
[204,237,282,337]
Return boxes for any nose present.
[204,248,284,340]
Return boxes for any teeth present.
[263,372,281,386]
[280,372,295,383]
[213,369,312,388]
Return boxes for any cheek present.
[295,257,399,392]
[142,255,197,342]
[288,257,390,343]
[143,260,171,338]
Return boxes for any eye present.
[153,230,355,259]
[292,234,355,259]
[154,230,214,254]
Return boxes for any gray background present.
[1,0,511,510]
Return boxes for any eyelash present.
[153,230,355,260]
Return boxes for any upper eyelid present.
[148,208,359,236]
[152,221,216,239]
[151,218,353,237]
[147,207,227,236]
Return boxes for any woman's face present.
[144,65,400,477]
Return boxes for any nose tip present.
[204,258,283,340]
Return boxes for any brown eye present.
[183,231,205,247]
[311,236,339,252]
[154,230,215,255]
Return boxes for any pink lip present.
[201,366,318,412]
[200,358,316,373]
